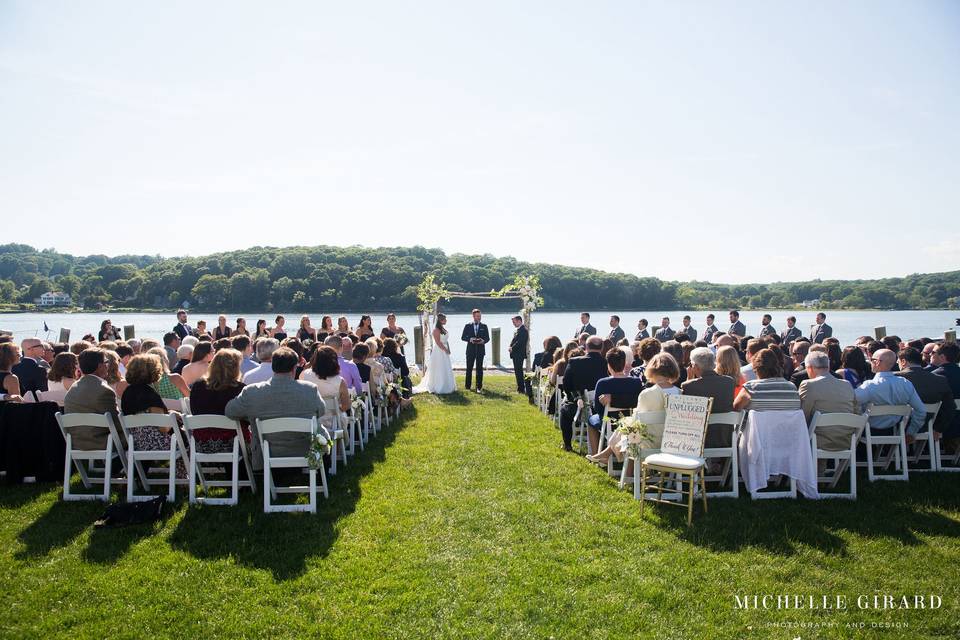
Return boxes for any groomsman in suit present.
[678,315,697,342]
[509,316,529,395]
[461,309,490,392]
[781,315,802,348]
[758,314,777,338]
[607,315,625,343]
[654,317,675,341]
[810,312,833,344]
[634,318,650,341]
[172,309,193,340]
[703,314,719,344]
[574,313,596,339]
[728,310,746,337]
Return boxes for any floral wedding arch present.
[416,274,543,370]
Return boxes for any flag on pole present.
[44,321,50,332]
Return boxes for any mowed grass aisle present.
[2,376,959,639]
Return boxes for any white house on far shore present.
[36,291,72,307]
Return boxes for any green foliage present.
[0,243,958,311]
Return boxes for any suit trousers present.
[560,400,578,448]
[465,351,484,389]
[512,356,525,392]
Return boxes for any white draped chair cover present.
[738,409,819,499]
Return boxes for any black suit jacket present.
[561,352,608,398]
[608,326,626,342]
[11,356,48,395]
[575,323,597,338]
[897,366,956,434]
[933,363,960,437]
[681,370,735,414]
[509,325,528,360]
[461,322,490,356]
[173,323,190,339]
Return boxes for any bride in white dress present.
[413,313,456,395]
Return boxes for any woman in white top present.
[587,352,681,466]
[181,342,214,387]
[300,345,350,412]
[46,352,79,392]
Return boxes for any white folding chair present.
[162,398,183,413]
[906,402,941,472]
[572,390,596,454]
[360,382,374,439]
[933,398,960,471]
[256,416,319,513]
[183,415,257,505]
[860,404,912,482]
[119,412,190,502]
[55,411,126,501]
[618,411,669,498]
[320,396,347,475]
[701,411,744,498]
[345,390,365,455]
[809,411,869,499]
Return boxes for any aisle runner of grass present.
[1,376,959,639]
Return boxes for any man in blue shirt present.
[854,349,926,435]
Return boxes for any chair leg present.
[639,466,646,517]
[189,444,197,504]
[167,440,177,503]
[263,443,272,512]
[699,470,707,514]
[308,469,317,514]
[850,450,857,499]
[231,442,240,506]
[102,437,113,502]
[687,474,694,526]
[127,445,135,503]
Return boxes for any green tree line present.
[1,243,957,312]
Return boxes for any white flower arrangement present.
[307,432,332,470]
[351,393,367,415]
[395,332,409,347]
[614,415,650,459]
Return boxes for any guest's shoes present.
[586,453,608,466]
[476,388,483,394]
[562,444,573,452]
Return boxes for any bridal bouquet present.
[307,432,332,470]
[613,415,650,459]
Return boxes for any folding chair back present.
[861,404,912,481]
[119,412,187,502]
[809,411,868,499]
[183,414,257,505]
[702,410,744,498]
[909,402,941,472]
[56,411,120,501]
[256,416,320,513]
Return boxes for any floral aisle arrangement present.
[307,431,332,470]
[613,415,650,459]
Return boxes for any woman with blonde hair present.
[716,345,746,397]
[103,350,126,397]
[146,346,190,399]
[189,348,248,452]
[297,316,317,342]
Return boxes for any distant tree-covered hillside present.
[0,243,957,311]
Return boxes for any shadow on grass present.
[167,406,416,581]
[0,483,47,509]
[15,499,101,559]
[653,473,960,555]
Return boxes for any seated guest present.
[382,337,411,396]
[63,348,120,446]
[172,344,193,375]
[226,347,326,468]
[145,346,190,399]
[629,337,661,382]
[740,339,765,383]
[0,343,23,401]
[370,338,397,376]
[189,348,249,452]
[799,352,858,450]
[352,342,372,384]
[213,315,232,340]
[69,340,94,356]
[115,343,133,374]
[272,315,288,341]
[682,347,736,448]
[836,345,870,388]
[854,348,925,437]
[587,353,681,467]
[716,345,745,397]
[734,349,800,412]
[140,339,160,352]
[235,317,249,337]
[12,338,48,396]
[297,315,317,342]
[585,347,644,455]
[120,354,188,477]
[325,335,363,394]
[896,347,955,442]
[231,334,258,374]
[653,317,675,342]
[356,315,375,341]
[103,350,126,397]
[243,338,279,385]
[788,340,813,387]
[930,342,960,442]
[163,332,180,369]
[181,341,214,387]
[300,345,351,412]
[47,351,80,392]
[660,340,686,385]
[922,342,939,370]
[363,338,386,387]
[559,336,608,451]
[534,336,563,369]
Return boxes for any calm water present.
[2,309,958,367]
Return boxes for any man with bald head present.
[559,336,608,451]
[855,348,926,436]
[11,338,48,396]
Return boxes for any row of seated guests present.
[536,331,959,467]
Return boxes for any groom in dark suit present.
[462,309,490,392]
[509,315,529,395]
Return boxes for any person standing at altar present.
[462,309,489,393]
[607,315,625,343]
[728,310,746,337]
[781,316,802,348]
[758,314,777,338]
[810,312,833,344]
[678,315,697,342]
[173,309,193,340]
[509,316,529,396]
[703,314,719,344]
[654,317,675,342]
[634,318,650,341]
[574,313,596,339]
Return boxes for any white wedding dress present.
[413,332,456,394]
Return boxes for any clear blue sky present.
[1,1,958,283]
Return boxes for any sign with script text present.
[660,394,712,456]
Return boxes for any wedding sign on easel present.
[660,395,712,456]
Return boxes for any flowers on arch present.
[492,274,543,311]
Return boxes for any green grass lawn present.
[2,376,959,639]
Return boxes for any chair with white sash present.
[808,411,869,499]
[859,404,911,481]
[639,401,711,527]
[55,411,127,501]
[119,412,190,502]
[701,411,744,498]
[256,416,319,513]
[933,399,960,471]
[183,415,257,505]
